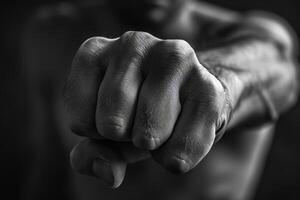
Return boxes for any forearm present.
[197,13,299,134]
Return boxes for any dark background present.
[0,0,299,199]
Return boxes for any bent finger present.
[132,40,193,150]
[152,99,216,174]
[64,37,114,139]
[96,32,157,141]
[70,139,150,188]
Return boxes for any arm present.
[66,3,299,188]
[190,2,299,139]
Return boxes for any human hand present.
[65,31,230,188]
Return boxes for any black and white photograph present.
[1,0,300,199]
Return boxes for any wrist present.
[198,49,245,110]
[197,49,247,140]
[197,47,283,132]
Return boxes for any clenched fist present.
[65,31,230,188]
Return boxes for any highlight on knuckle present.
[154,39,195,77]
[118,31,156,59]
[96,114,127,139]
[81,37,107,54]
[192,65,226,101]
[165,39,194,61]
[120,31,153,44]
[75,36,109,65]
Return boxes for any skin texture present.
[22,0,298,199]
[65,32,229,187]
[65,12,298,189]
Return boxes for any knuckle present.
[132,131,160,150]
[118,31,157,57]
[133,104,160,148]
[120,31,154,44]
[96,90,132,140]
[135,103,157,133]
[96,115,127,140]
[121,31,136,39]
[80,37,107,55]
[75,36,110,66]
[162,39,194,61]
[166,155,192,174]
[154,136,213,174]
[154,39,195,76]
[153,150,193,174]
[172,39,193,53]
[192,66,226,105]
[81,37,100,51]
[120,31,142,46]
